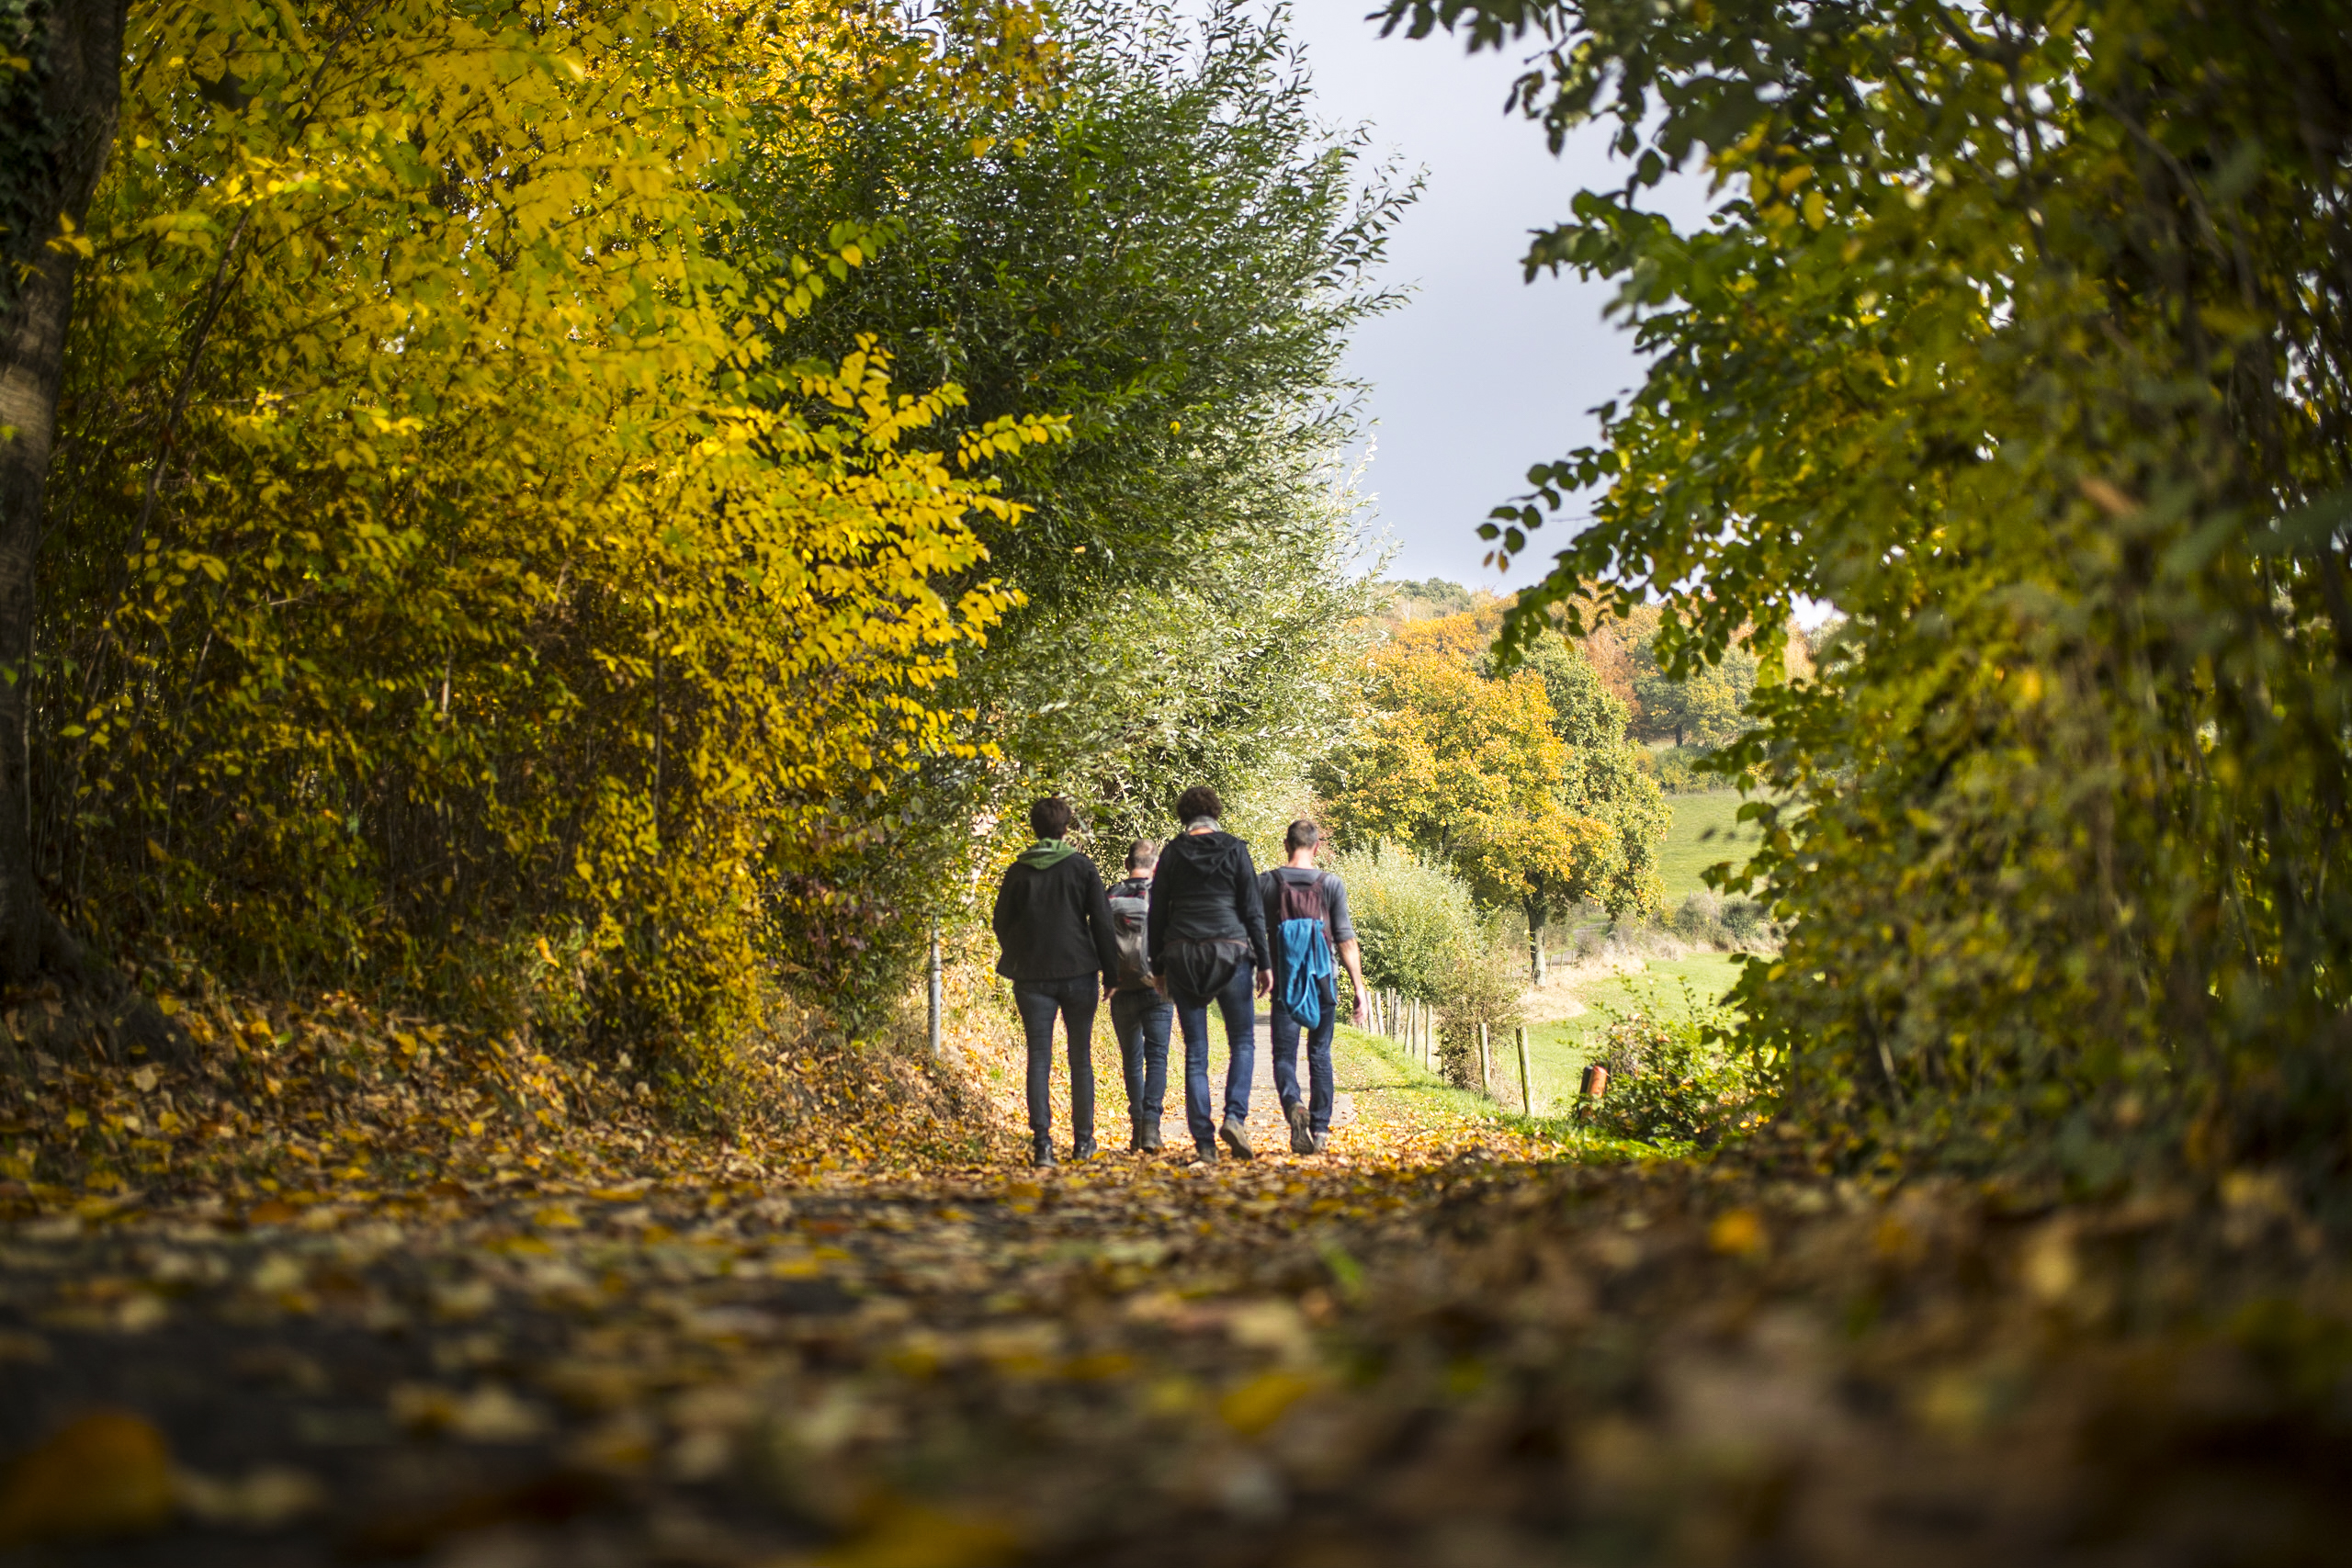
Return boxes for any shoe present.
[1219,1118,1253,1160]
[1072,1134,1097,1162]
[1127,1120,1145,1154]
[1285,1100,1312,1155]
[1194,1141,1219,1164]
[1140,1120,1163,1153]
[1308,1131,1329,1155]
[1030,1138,1057,1168]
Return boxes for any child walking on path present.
[991,797,1121,1167]
[1146,784,1270,1162]
[1260,819,1367,1155]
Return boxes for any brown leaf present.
[343,1468,616,1559]
[0,1410,176,1544]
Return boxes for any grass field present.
[1517,951,1746,1114]
[1656,790,1763,904]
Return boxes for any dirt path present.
[5,1030,2346,1567]
[0,1028,1533,1565]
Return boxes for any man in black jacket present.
[1146,784,1271,1162]
[991,796,1121,1167]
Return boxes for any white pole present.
[927,919,944,1055]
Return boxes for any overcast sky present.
[1284,4,1683,591]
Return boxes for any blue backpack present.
[1270,871,1337,1028]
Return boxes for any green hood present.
[1016,840,1078,870]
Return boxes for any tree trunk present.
[1525,901,1547,986]
[0,0,130,980]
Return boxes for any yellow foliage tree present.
[1317,642,1637,982]
[37,0,1060,1066]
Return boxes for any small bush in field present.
[1669,889,1780,951]
[1577,983,1777,1148]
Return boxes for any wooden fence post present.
[1479,1021,1490,1096]
[1516,1026,1532,1114]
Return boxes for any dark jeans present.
[1173,962,1255,1150]
[1110,987,1172,1126]
[1269,980,1337,1135]
[1012,976,1099,1147]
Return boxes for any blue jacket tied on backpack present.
[1278,915,1335,1027]
[1261,866,1351,1030]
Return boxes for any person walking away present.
[1260,819,1367,1155]
[991,796,1121,1167]
[1146,784,1270,1162]
[1104,840,1173,1152]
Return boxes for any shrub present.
[1668,890,1779,952]
[1328,847,1482,1002]
[1575,984,1777,1148]
[1650,747,1715,795]
[1434,923,1526,1093]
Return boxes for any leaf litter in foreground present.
[2,1004,2348,1565]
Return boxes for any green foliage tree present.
[732,0,1403,998]
[1631,647,1752,750]
[1385,577,1476,619]
[1396,0,2352,1197]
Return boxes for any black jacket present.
[992,848,1121,985]
[1146,830,1270,973]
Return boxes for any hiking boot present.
[1071,1134,1097,1162]
[1308,1131,1329,1156]
[1219,1118,1253,1160]
[1030,1137,1057,1168]
[1285,1100,1313,1155]
[1139,1119,1163,1153]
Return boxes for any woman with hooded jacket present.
[1145,784,1271,1161]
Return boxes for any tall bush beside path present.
[1402,0,2352,1197]
[1328,845,1520,1089]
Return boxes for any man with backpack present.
[991,796,1122,1168]
[1104,840,1172,1152]
[1260,819,1367,1156]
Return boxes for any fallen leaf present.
[0,1411,175,1544]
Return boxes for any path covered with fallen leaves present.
[6,1011,2352,1566]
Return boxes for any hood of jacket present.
[1161,829,1247,881]
[1015,839,1079,870]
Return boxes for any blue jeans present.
[1173,962,1255,1150]
[1110,987,1171,1125]
[1012,976,1098,1147]
[1269,980,1337,1136]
